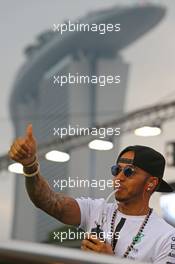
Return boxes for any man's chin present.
[115,192,129,202]
[115,196,127,202]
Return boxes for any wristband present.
[23,163,40,177]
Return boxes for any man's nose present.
[114,171,126,182]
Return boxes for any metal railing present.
[0,240,146,264]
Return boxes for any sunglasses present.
[111,164,135,177]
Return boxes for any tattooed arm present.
[8,124,81,225]
[25,171,80,225]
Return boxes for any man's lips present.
[114,185,126,191]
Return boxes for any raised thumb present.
[26,124,34,140]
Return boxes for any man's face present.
[113,151,150,202]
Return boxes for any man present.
[9,124,175,263]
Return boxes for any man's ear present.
[152,177,161,192]
[147,177,159,193]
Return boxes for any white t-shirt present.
[76,197,175,263]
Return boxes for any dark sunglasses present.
[111,164,135,177]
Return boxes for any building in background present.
[9,4,165,242]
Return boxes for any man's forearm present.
[25,173,65,220]
[24,164,80,225]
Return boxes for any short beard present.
[115,188,145,203]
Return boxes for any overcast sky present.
[0,0,175,241]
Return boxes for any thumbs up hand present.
[8,124,37,166]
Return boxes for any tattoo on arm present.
[25,173,80,225]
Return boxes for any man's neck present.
[117,201,150,216]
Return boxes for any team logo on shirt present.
[132,233,144,244]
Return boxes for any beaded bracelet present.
[23,163,40,177]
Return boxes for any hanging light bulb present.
[88,139,113,151]
[134,125,161,137]
[45,150,70,162]
[8,163,23,174]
